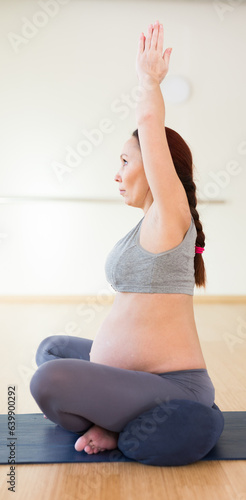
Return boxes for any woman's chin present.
[121,195,137,208]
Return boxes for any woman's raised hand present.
[136,21,172,87]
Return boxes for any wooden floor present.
[0,298,246,500]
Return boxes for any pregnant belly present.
[89,293,206,373]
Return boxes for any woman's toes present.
[83,443,103,454]
[84,445,93,454]
[75,435,90,452]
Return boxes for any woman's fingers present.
[162,47,172,66]
[138,32,145,54]
[137,22,172,83]
[150,22,159,50]
[145,24,153,51]
[157,24,164,54]
[139,21,170,61]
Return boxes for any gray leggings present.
[30,335,215,434]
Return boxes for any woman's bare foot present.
[74,424,119,454]
[43,414,47,419]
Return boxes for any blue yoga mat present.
[0,412,245,464]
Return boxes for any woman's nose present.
[114,172,121,182]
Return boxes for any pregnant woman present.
[30,21,215,455]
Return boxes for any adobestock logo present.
[51,121,115,184]
[223,315,246,353]
[198,140,246,203]
[213,0,244,22]
[50,80,153,184]
[7,0,70,54]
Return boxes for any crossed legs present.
[30,335,213,453]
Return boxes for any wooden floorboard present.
[1,461,245,500]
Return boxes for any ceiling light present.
[161,75,191,104]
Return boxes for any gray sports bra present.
[105,215,197,295]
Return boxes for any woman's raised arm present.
[135,22,185,216]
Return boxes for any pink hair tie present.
[195,246,205,254]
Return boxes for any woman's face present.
[114,136,153,212]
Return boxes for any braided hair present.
[132,127,207,288]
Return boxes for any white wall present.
[0,0,245,295]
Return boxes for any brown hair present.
[132,127,206,288]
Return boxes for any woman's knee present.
[35,335,64,366]
[30,360,63,405]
